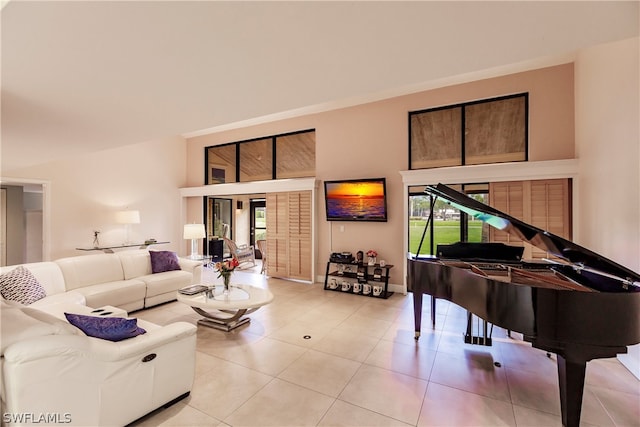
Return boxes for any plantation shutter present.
[288,191,312,281]
[529,179,572,259]
[489,181,526,254]
[489,179,571,260]
[266,192,289,278]
[266,190,312,281]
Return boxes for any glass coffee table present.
[177,284,274,331]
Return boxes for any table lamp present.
[115,210,140,245]
[184,223,206,259]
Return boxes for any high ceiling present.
[1,1,638,172]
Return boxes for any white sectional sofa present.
[1,301,197,426]
[56,250,202,312]
[0,250,202,426]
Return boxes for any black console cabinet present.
[324,260,393,299]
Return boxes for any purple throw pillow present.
[149,250,181,274]
[64,313,146,342]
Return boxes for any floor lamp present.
[184,224,206,259]
[115,210,140,245]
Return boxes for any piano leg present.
[431,296,436,328]
[465,311,473,342]
[413,291,423,339]
[557,355,586,427]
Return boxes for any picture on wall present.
[210,166,226,184]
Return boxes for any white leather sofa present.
[0,250,202,426]
[1,300,196,426]
[1,250,203,312]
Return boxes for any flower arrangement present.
[366,250,378,258]
[214,258,240,289]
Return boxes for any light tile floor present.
[131,266,640,427]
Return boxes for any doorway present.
[181,178,316,281]
[205,197,232,260]
[250,199,266,259]
[0,183,45,265]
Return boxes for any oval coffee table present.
[177,284,274,331]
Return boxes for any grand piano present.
[407,183,640,427]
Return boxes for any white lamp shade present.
[115,210,140,224]
[183,224,206,239]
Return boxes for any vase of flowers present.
[366,250,378,266]
[214,258,240,292]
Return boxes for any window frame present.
[408,93,529,170]
[204,129,315,185]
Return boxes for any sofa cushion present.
[118,250,153,279]
[64,312,146,342]
[1,301,81,354]
[149,251,181,274]
[56,254,125,290]
[29,290,86,308]
[73,279,146,311]
[0,266,47,305]
[0,262,66,296]
[139,270,193,298]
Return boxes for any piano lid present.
[425,183,640,285]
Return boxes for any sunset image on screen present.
[326,182,385,199]
[325,179,387,220]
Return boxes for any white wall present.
[575,37,640,378]
[5,136,188,260]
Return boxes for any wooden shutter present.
[489,179,571,260]
[266,190,312,281]
[529,179,571,259]
[489,181,526,250]
[288,191,312,281]
[266,192,289,278]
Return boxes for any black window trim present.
[408,92,529,170]
[204,128,315,185]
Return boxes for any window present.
[276,132,316,179]
[408,179,572,260]
[239,138,272,182]
[207,144,237,184]
[205,129,315,184]
[410,107,462,169]
[409,93,528,170]
[251,199,267,245]
[408,183,489,257]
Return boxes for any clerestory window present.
[205,129,315,184]
[409,93,528,170]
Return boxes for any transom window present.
[205,129,315,184]
[409,93,528,169]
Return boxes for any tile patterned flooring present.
[131,266,640,426]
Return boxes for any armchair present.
[222,237,256,268]
[256,239,267,274]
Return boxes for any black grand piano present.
[407,183,640,427]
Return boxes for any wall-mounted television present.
[324,178,388,222]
